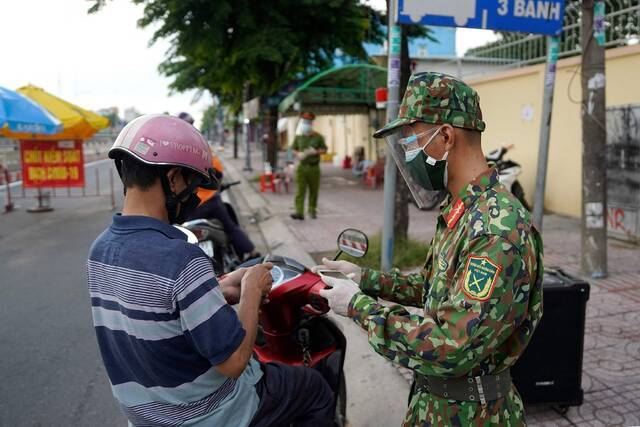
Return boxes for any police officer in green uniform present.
[291,112,327,220]
[314,72,544,426]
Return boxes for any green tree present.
[90,0,384,168]
[200,105,218,136]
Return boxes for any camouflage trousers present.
[403,384,526,426]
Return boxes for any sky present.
[364,0,499,54]
[0,1,497,126]
[0,1,212,124]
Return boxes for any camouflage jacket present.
[348,168,544,426]
[291,133,326,166]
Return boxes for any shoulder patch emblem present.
[446,199,465,229]
[462,256,501,301]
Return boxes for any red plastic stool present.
[259,173,277,193]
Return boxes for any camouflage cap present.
[373,72,486,138]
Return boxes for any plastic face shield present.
[384,126,443,210]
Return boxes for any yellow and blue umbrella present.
[0,86,61,136]
[4,85,110,141]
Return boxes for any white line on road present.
[0,158,112,191]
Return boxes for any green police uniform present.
[292,132,327,216]
[347,72,545,426]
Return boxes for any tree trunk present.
[266,104,279,171]
[393,29,412,242]
[233,114,239,159]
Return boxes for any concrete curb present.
[222,154,410,427]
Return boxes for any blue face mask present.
[403,135,422,162]
[300,120,312,134]
[405,147,422,163]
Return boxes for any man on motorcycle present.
[87,114,333,426]
[315,73,544,426]
[177,111,260,259]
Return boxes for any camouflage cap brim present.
[375,72,486,137]
[372,117,417,139]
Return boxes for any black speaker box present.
[512,268,590,407]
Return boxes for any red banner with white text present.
[20,140,85,188]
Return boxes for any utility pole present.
[233,115,239,159]
[532,36,560,231]
[581,0,607,278]
[242,83,253,172]
[381,0,401,272]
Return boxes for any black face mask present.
[161,172,202,225]
[173,192,201,224]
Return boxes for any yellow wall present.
[286,114,379,161]
[468,44,640,217]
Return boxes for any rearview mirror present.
[336,228,369,259]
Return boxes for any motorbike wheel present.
[335,373,347,427]
[512,181,531,211]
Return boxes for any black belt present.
[413,370,512,405]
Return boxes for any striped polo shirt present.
[87,215,262,426]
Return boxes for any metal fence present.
[1,138,117,213]
[2,165,118,213]
[444,0,640,80]
[606,104,640,243]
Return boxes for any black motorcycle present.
[181,181,246,275]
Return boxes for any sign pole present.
[532,36,560,231]
[581,0,607,278]
[381,0,401,272]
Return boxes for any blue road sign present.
[397,0,565,36]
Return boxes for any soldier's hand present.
[312,258,362,283]
[319,274,360,317]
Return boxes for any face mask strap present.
[399,126,441,152]
[161,168,201,223]
[421,125,447,163]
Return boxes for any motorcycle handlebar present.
[219,181,241,193]
[305,281,330,315]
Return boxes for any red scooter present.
[239,228,370,427]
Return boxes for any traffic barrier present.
[7,166,117,213]
[0,170,20,185]
[1,165,14,213]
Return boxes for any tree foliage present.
[90,0,385,112]
[200,105,218,135]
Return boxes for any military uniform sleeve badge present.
[462,256,501,301]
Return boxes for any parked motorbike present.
[181,181,245,275]
[411,144,530,211]
[486,145,530,210]
[238,228,370,427]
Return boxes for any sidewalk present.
[221,149,411,427]
[221,145,640,426]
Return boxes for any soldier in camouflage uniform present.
[315,72,544,426]
[291,112,327,220]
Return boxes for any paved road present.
[0,160,126,426]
